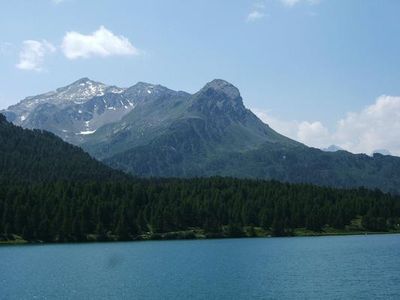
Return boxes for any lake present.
[1,234,399,299]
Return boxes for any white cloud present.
[61,26,139,60]
[333,96,400,156]
[246,1,267,22]
[247,10,265,22]
[253,95,400,156]
[252,109,299,138]
[16,40,56,71]
[297,121,330,148]
[51,0,64,4]
[253,109,330,148]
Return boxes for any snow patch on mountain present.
[79,130,96,135]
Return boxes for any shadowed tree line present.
[1,178,399,242]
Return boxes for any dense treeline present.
[0,114,126,183]
[1,178,399,242]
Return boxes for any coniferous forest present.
[1,179,400,243]
[1,114,400,243]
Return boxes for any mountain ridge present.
[3,78,400,193]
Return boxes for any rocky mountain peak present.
[70,77,92,85]
[54,78,110,102]
[124,81,188,102]
[201,79,241,100]
[60,77,105,91]
[191,79,245,118]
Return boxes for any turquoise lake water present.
[1,234,399,299]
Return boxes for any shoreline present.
[1,229,400,246]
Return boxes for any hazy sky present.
[1,0,400,155]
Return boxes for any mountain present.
[99,79,301,176]
[0,113,125,183]
[80,81,192,159]
[2,78,130,145]
[187,142,400,194]
[4,78,400,193]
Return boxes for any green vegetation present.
[106,137,400,194]
[1,178,399,243]
[1,113,400,244]
[0,114,127,183]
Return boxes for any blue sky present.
[1,0,400,155]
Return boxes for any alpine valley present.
[3,78,400,193]
[1,81,400,244]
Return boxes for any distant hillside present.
[0,114,126,183]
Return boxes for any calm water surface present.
[1,234,399,299]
